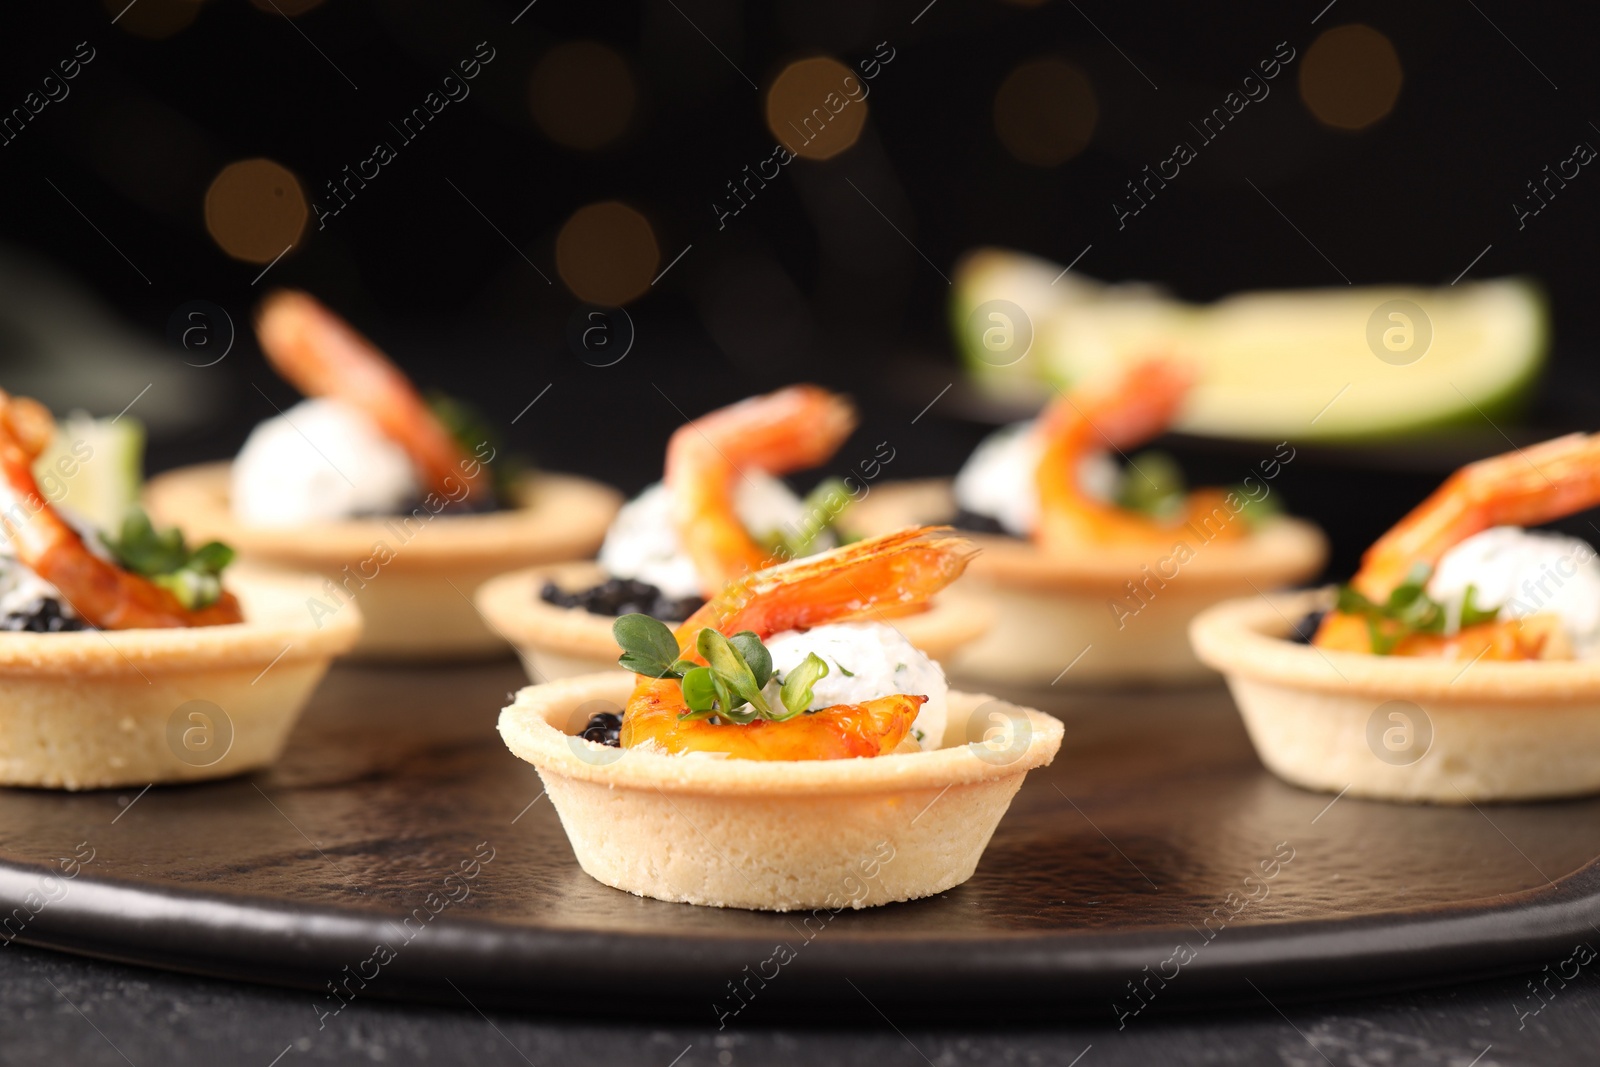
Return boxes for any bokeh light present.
[529,42,637,151]
[1299,24,1403,131]
[106,0,203,40]
[203,159,309,264]
[993,58,1097,167]
[765,57,870,162]
[555,201,660,306]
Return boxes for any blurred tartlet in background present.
[1197,432,1600,804]
[848,358,1326,686]
[145,292,618,660]
[479,385,992,681]
[0,398,359,790]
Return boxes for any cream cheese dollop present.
[1428,526,1600,659]
[0,506,109,623]
[764,622,947,751]
[0,554,76,621]
[952,420,1120,536]
[231,398,419,527]
[599,475,833,599]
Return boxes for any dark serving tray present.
[2,660,1597,1027]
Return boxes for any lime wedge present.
[954,248,1547,441]
[33,413,144,533]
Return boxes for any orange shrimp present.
[619,527,976,760]
[664,385,856,593]
[255,291,486,507]
[0,393,241,630]
[1314,433,1600,659]
[1034,358,1247,552]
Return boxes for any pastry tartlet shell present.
[144,462,620,661]
[1191,587,1600,803]
[476,561,997,683]
[845,479,1327,687]
[0,570,361,790]
[497,672,1062,911]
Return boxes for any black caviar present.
[580,711,622,748]
[1,599,90,633]
[541,577,705,622]
[1289,610,1325,644]
[949,508,1021,538]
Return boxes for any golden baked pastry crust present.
[144,462,621,658]
[0,570,361,789]
[497,672,1061,909]
[845,479,1327,686]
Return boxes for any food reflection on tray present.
[4,255,1596,917]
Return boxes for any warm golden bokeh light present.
[556,202,660,306]
[994,58,1097,166]
[203,159,309,265]
[248,0,326,13]
[1299,24,1403,130]
[106,0,203,40]
[765,57,870,162]
[529,42,637,151]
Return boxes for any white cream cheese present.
[764,622,947,751]
[1428,526,1600,659]
[232,398,419,527]
[599,475,833,599]
[952,420,1120,536]
[0,555,75,620]
[0,506,108,623]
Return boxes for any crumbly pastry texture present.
[1191,588,1600,802]
[0,570,361,790]
[497,672,1061,910]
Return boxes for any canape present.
[0,393,360,789]
[144,292,619,660]
[478,386,993,681]
[846,359,1326,686]
[1193,432,1600,803]
[497,528,1061,910]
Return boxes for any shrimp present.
[619,526,976,760]
[1314,433,1600,658]
[664,385,856,593]
[255,291,486,507]
[1033,358,1248,552]
[0,393,242,630]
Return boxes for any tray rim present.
[4,848,1596,1020]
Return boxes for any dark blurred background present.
[4,0,1600,575]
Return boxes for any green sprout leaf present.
[1116,450,1186,520]
[100,507,234,610]
[1235,488,1283,529]
[776,652,830,722]
[613,614,687,678]
[678,666,720,719]
[427,390,526,504]
[1459,584,1500,629]
[1333,565,1502,655]
[728,631,772,688]
[760,477,851,560]
[697,628,772,717]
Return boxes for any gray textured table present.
[2,938,1596,1066]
